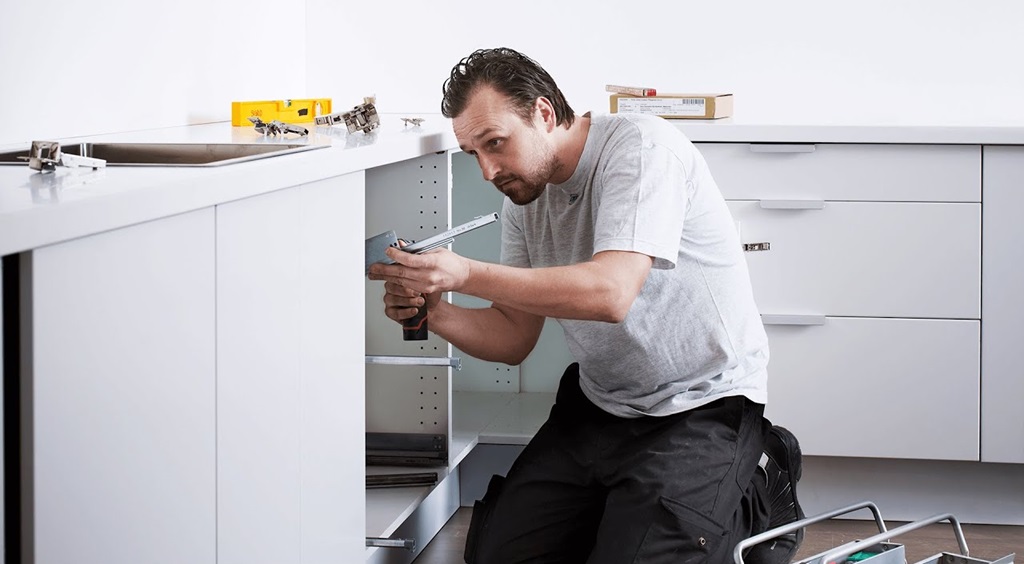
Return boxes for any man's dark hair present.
[441,47,575,128]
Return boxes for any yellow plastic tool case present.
[231,98,332,126]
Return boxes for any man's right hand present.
[381,281,441,325]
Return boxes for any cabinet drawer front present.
[729,201,980,319]
[762,318,980,461]
[696,143,980,202]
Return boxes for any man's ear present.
[535,97,557,132]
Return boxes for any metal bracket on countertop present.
[18,140,106,172]
[315,96,380,134]
[248,116,309,137]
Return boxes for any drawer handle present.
[748,144,816,153]
[366,537,416,550]
[759,199,825,210]
[760,314,826,326]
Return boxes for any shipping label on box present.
[610,93,733,119]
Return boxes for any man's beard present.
[493,153,560,206]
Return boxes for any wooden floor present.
[414,507,1022,563]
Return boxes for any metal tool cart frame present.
[734,500,1016,564]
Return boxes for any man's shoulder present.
[595,113,691,144]
[597,112,677,130]
[591,114,696,165]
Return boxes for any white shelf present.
[365,485,429,540]
[363,391,506,540]
[365,392,554,540]
[365,465,450,539]
[476,392,555,445]
[452,391,554,447]
[450,391,514,466]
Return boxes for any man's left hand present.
[367,246,471,296]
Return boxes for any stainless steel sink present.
[0,142,327,167]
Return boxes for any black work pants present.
[467,363,772,564]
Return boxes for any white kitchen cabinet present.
[699,142,982,461]
[762,317,980,460]
[0,120,471,559]
[364,153,453,451]
[697,143,980,202]
[30,209,217,564]
[981,146,1024,464]
[438,136,1018,522]
[216,173,366,564]
[728,200,980,319]
[364,153,466,564]
[1,257,5,558]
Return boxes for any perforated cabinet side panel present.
[449,153,575,394]
[365,153,452,438]
[448,152,521,393]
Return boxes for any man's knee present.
[464,474,506,564]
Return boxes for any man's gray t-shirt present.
[500,113,769,417]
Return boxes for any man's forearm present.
[370,248,651,325]
[461,252,651,323]
[429,300,540,365]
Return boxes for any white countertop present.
[0,115,458,256]
[4,114,1024,256]
[674,116,1024,144]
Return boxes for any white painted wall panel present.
[306,1,1024,126]
[0,0,306,145]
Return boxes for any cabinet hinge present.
[743,242,771,252]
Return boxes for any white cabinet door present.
[762,317,980,461]
[697,143,980,202]
[298,173,366,560]
[217,186,302,564]
[216,173,365,564]
[1,257,5,558]
[31,209,216,564]
[704,143,984,463]
[728,200,981,319]
[981,146,1024,464]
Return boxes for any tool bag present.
[733,500,1016,564]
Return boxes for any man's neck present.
[550,113,592,185]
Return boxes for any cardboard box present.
[609,93,733,119]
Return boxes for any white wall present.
[308,0,1024,125]
[2,0,1023,146]
[0,0,308,146]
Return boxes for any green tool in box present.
[733,500,1015,564]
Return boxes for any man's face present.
[453,85,559,205]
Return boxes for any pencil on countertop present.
[606,84,658,97]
